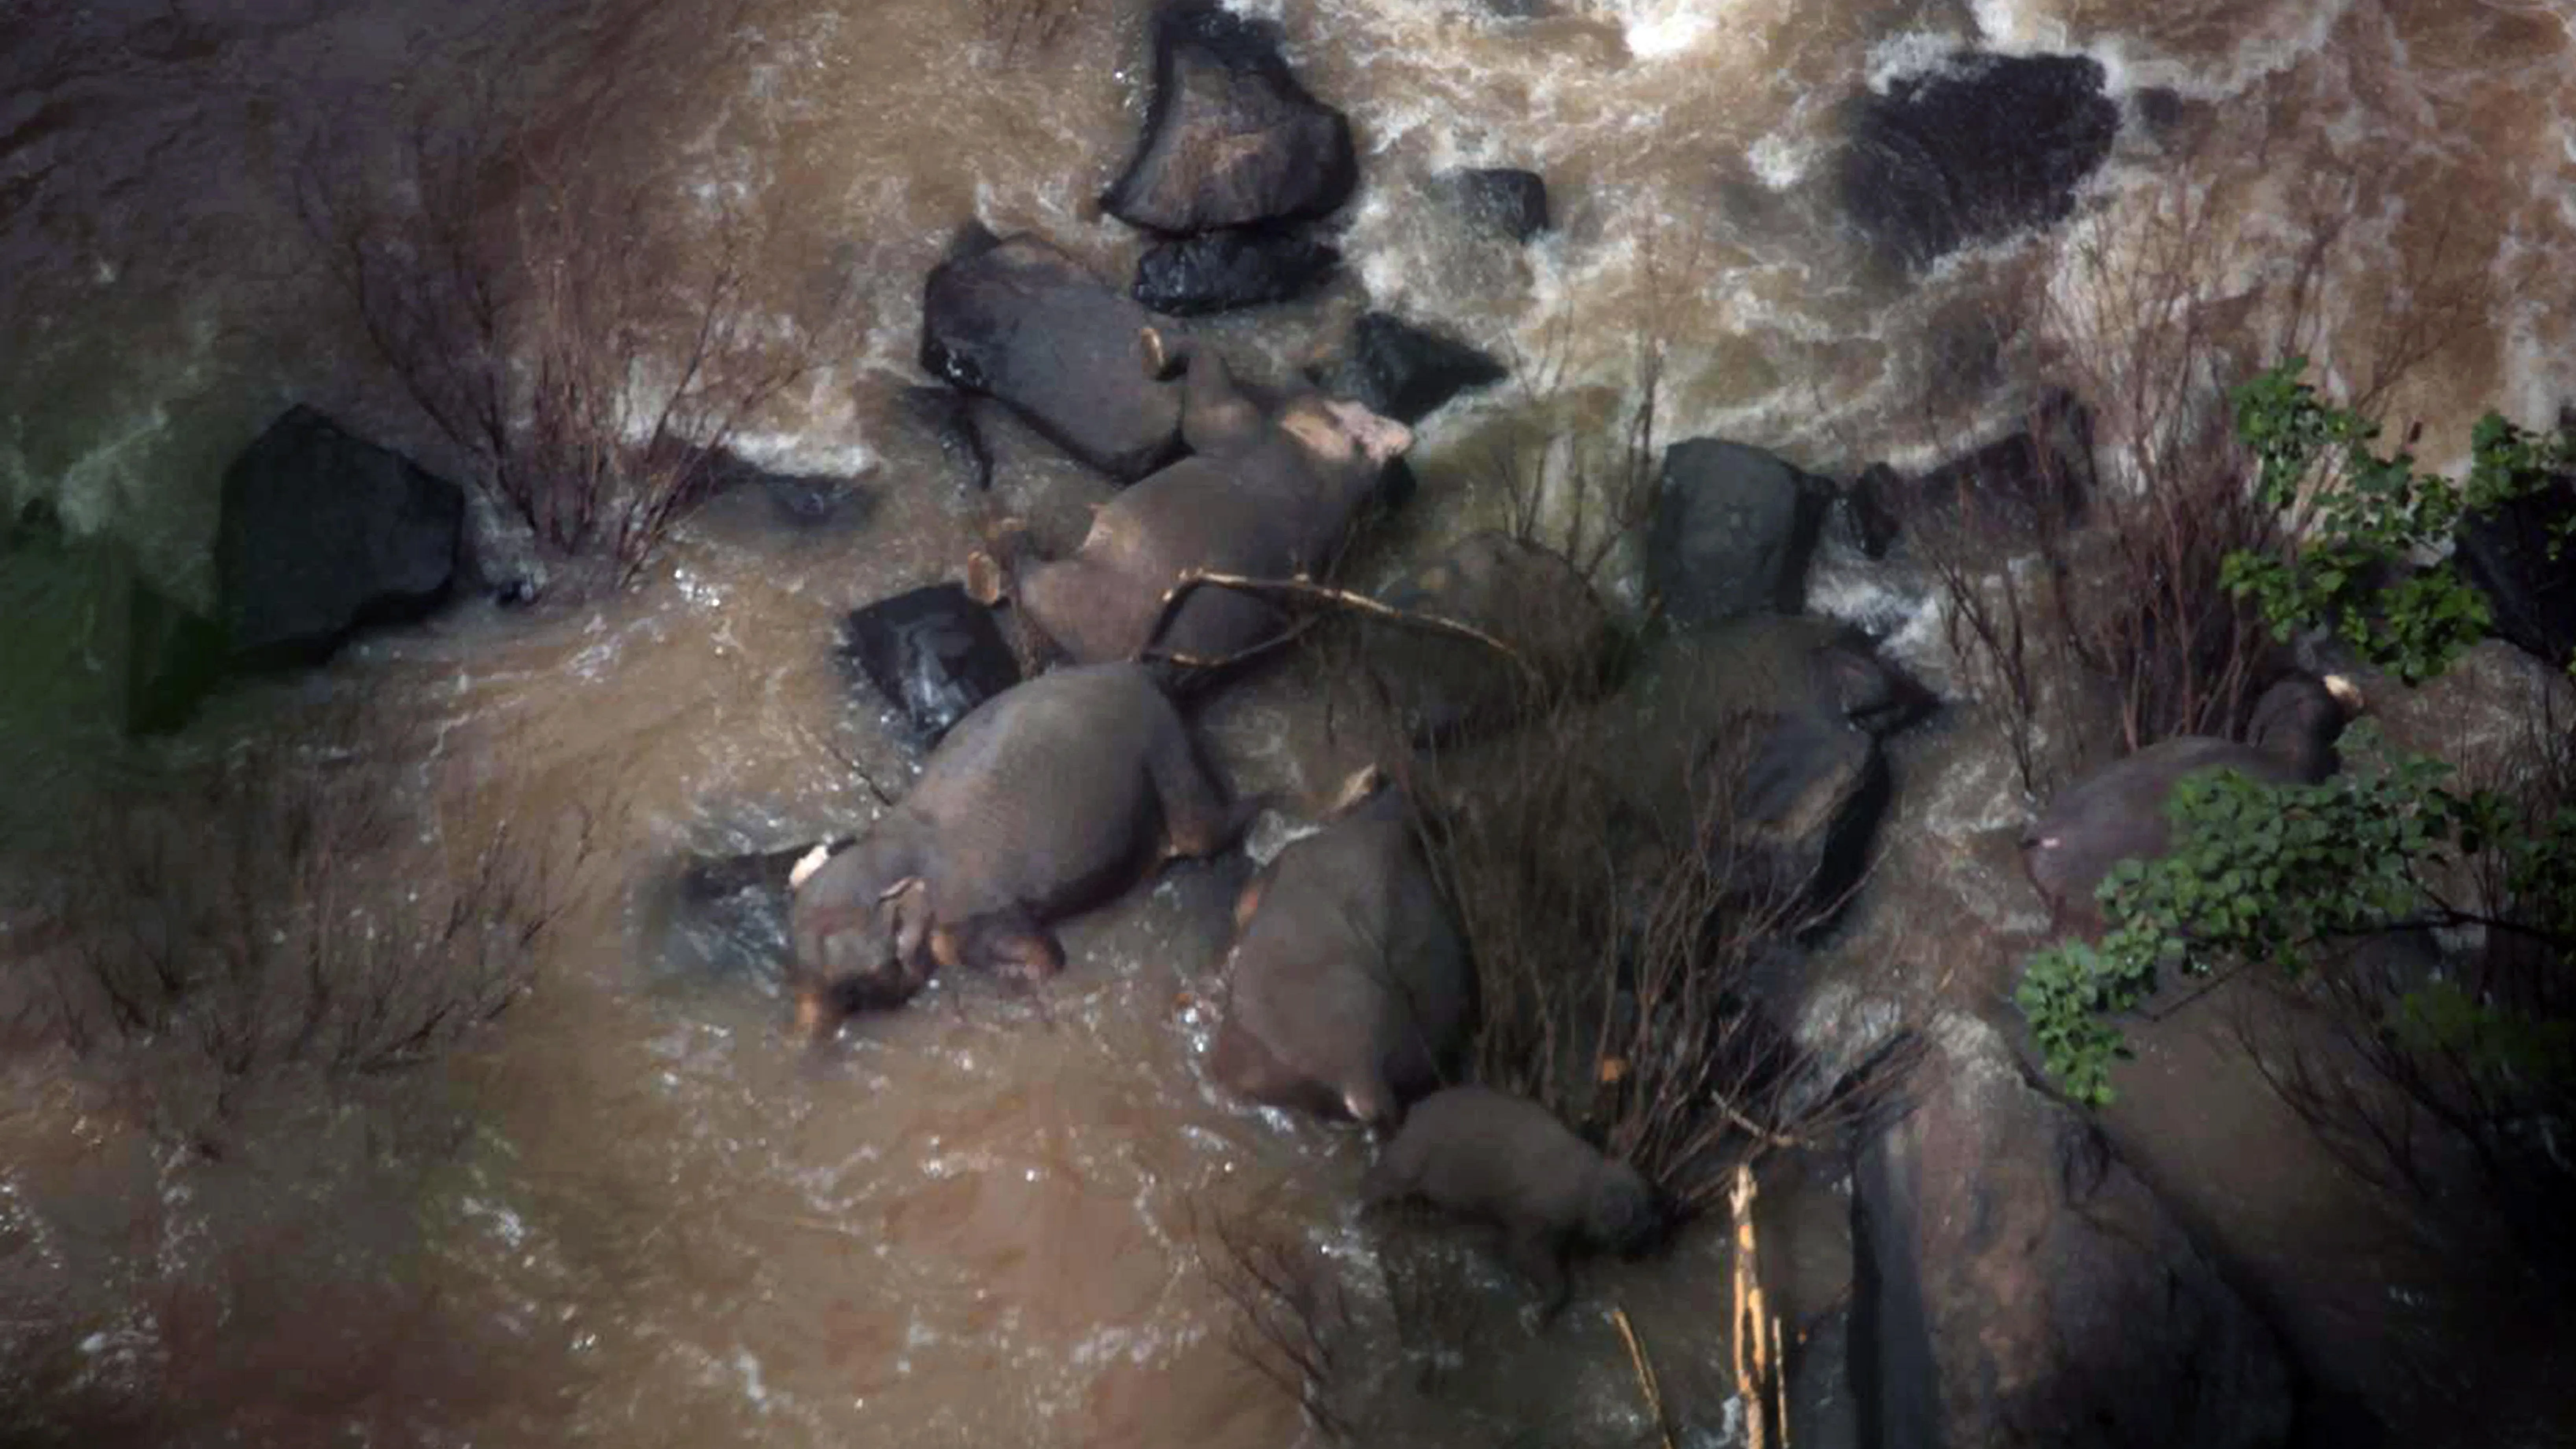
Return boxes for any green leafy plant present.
[2017,722,2576,1107]
[2220,358,2575,683]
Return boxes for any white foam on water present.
[1615,0,1726,61]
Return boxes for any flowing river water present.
[3,0,2573,1444]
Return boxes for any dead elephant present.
[786,661,1254,1039]
[979,328,1413,668]
[1209,767,1472,1128]
[1360,1085,1668,1319]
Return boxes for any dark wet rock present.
[2454,467,2576,668]
[920,233,1187,482]
[1102,3,1358,234]
[1851,1012,2295,1449]
[1361,531,1615,745]
[214,406,465,667]
[1595,618,1927,925]
[838,583,1022,749]
[655,839,850,984]
[1648,439,1832,626]
[1445,167,1550,244]
[1311,312,1509,425]
[1838,52,2120,268]
[897,385,995,494]
[1831,463,1902,560]
[1131,227,1340,315]
[1879,390,2096,548]
[700,447,868,529]
[124,583,228,736]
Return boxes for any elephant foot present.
[965,550,1007,607]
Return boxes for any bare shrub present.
[24,707,598,1116]
[1912,138,2486,792]
[295,5,860,591]
[1394,683,1902,1220]
[1190,1201,1367,1443]
[2233,698,2576,1291]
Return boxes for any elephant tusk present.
[788,844,833,890]
[2323,673,2364,713]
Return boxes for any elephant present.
[1208,766,1473,1128]
[976,327,1414,669]
[1360,1085,1668,1319]
[2023,671,2364,937]
[785,661,1256,1040]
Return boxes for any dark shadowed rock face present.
[1851,1013,2295,1449]
[839,583,1022,749]
[1312,311,1508,425]
[1648,439,1830,626]
[1445,166,1550,243]
[1878,390,2097,551]
[1131,227,1340,316]
[2454,467,2576,669]
[1102,3,1358,234]
[1362,531,1614,745]
[214,406,465,667]
[918,233,1187,482]
[1838,52,2120,269]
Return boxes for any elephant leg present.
[1148,730,1257,862]
[971,912,1066,983]
[1143,328,1264,455]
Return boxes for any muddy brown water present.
[5,0,2575,1443]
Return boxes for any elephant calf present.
[987,328,1413,667]
[1361,1085,1667,1319]
[787,661,1252,1040]
[1208,768,1473,1128]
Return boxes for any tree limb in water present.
[1133,569,1541,680]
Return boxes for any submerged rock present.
[1311,311,1508,425]
[1877,389,2097,550]
[839,583,1022,748]
[2454,464,2576,669]
[1131,227,1340,315]
[1102,3,1358,234]
[1851,1012,2294,1449]
[214,406,465,667]
[897,384,995,494]
[1445,166,1550,244]
[1648,439,1831,625]
[919,232,1187,482]
[1838,52,2120,269]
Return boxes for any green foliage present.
[2221,358,2576,683]
[2016,723,2576,1106]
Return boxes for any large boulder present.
[1648,439,1831,626]
[1310,311,1509,425]
[838,583,1022,749]
[1837,52,2120,269]
[919,230,1187,482]
[1360,531,1615,744]
[1131,227,1340,316]
[1597,617,1927,924]
[2454,464,2576,669]
[1443,167,1550,244]
[1851,1012,2295,1449]
[213,406,465,667]
[1101,3,1359,234]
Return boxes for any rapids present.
[2,0,2572,1444]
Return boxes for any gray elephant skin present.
[2022,672,2360,937]
[1209,770,1472,1128]
[1361,1085,1665,1317]
[1007,330,1413,666]
[786,661,1252,1038]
